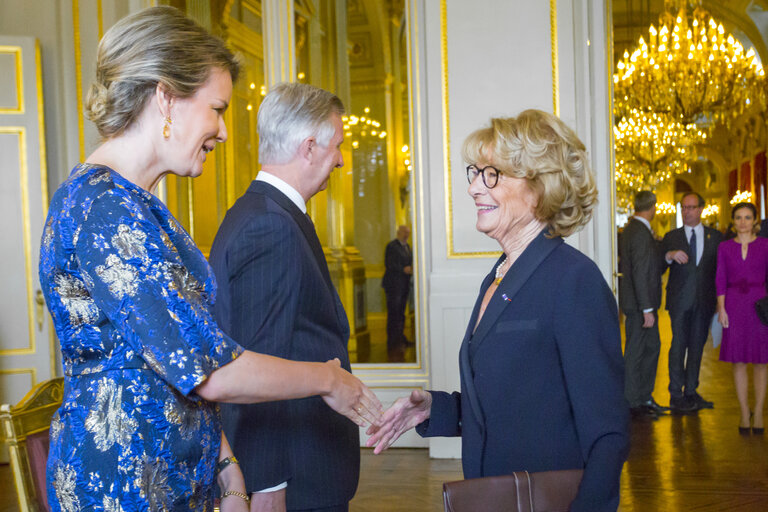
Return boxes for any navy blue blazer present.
[417,232,629,512]
[660,226,722,315]
[209,180,359,509]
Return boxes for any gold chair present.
[0,377,63,512]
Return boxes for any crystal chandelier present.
[612,0,765,212]
[614,109,707,211]
[614,1,765,126]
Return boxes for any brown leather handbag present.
[443,469,584,512]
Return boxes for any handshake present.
[323,360,433,455]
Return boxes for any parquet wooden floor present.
[2,310,768,511]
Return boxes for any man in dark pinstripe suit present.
[209,83,359,512]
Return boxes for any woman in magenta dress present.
[716,202,768,435]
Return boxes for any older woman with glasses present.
[367,111,629,511]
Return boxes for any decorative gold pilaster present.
[262,0,296,87]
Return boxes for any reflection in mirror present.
[295,0,414,364]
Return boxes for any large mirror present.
[295,0,417,364]
[166,0,420,366]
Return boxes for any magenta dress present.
[716,237,768,363]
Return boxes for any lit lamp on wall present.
[730,190,753,205]
[343,107,387,146]
[655,201,678,231]
[399,144,412,207]
[702,202,720,228]
[657,202,677,215]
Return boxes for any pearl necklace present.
[494,256,508,285]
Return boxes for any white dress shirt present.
[256,170,306,213]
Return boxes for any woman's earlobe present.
[155,83,174,118]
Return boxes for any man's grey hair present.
[633,190,657,213]
[257,82,345,165]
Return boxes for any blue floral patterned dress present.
[39,164,244,511]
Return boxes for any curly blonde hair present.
[85,6,240,139]
[461,110,598,238]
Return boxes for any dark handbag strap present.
[443,469,583,512]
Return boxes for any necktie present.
[689,229,697,265]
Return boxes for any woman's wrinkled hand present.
[365,389,433,454]
[322,358,383,427]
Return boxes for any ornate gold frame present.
[0,45,24,114]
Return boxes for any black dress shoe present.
[630,405,659,419]
[638,399,668,415]
[688,392,714,409]
[647,399,670,413]
[669,395,697,413]
[753,427,764,435]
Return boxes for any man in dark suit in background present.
[619,191,666,419]
[661,192,723,412]
[209,83,360,512]
[759,218,768,238]
[382,224,413,358]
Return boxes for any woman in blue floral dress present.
[39,7,381,511]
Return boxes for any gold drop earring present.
[162,116,172,139]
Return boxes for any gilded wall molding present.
[551,0,559,116]
[0,46,24,114]
[0,127,35,356]
[73,0,85,162]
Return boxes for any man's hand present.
[366,389,432,454]
[249,488,286,512]
[642,311,655,328]
[404,265,413,275]
[666,250,689,264]
[322,358,382,427]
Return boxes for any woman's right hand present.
[365,389,432,454]
[718,308,729,328]
[322,358,383,427]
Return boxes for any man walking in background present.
[620,190,667,419]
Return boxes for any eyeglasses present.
[466,165,501,188]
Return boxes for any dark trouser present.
[624,310,661,407]
[385,287,409,350]
[668,305,712,398]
